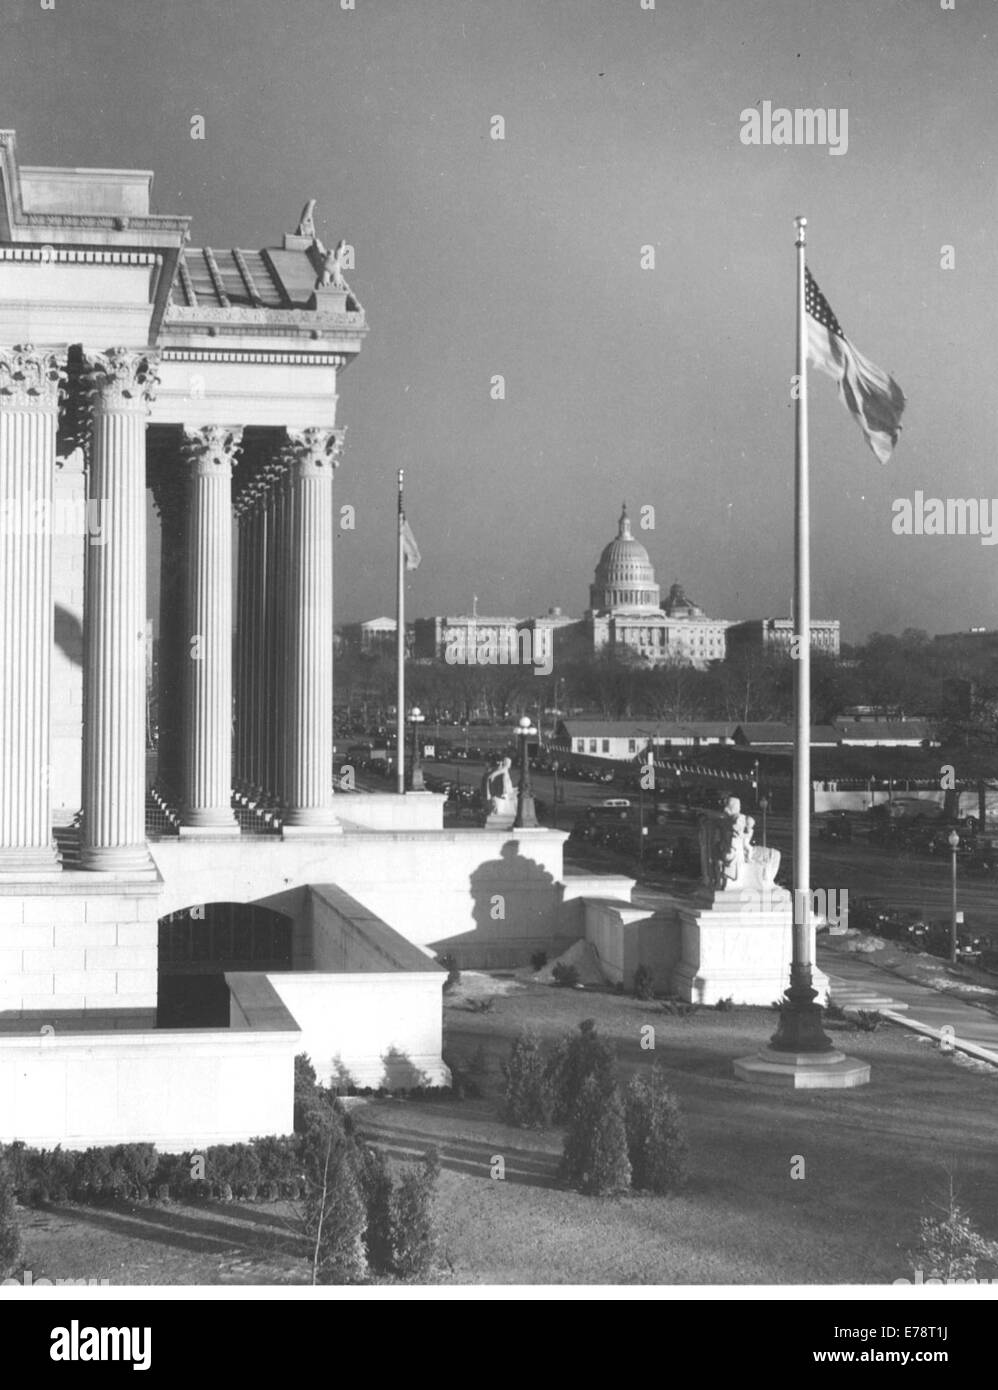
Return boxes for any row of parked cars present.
[849,896,994,968]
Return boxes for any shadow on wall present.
[327,1049,432,1094]
[54,603,83,666]
[429,840,563,959]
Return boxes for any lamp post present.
[514,714,538,828]
[948,829,960,964]
[759,795,769,849]
[408,706,426,791]
[551,759,560,830]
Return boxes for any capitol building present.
[583,504,728,667]
[411,504,838,669]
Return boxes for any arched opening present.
[157,901,294,1027]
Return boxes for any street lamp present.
[948,829,960,964]
[514,714,538,828]
[408,706,426,791]
[551,759,560,830]
[759,795,769,849]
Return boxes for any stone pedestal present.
[484,794,517,831]
[673,885,830,1008]
[733,1047,871,1089]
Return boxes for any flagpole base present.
[734,1047,871,1089]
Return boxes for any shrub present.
[390,1149,440,1280]
[25,1146,77,1203]
[502,1030,554,1128]
[909,1180,998,1282]
[560,1076,632,1196]
[547,1019,616,1124]
[632,965,655,1000]
[714,996,734,1012]
[75,1147,115,1202]
[441,1050,480,1100]
[299,1105,368,1285]
[0,1159,22,1279]
[357,1144,441,1280]
[252,1135,300,1197]
[205,1145,262,1201]
[551,962,580,989]
[109,1144,158,1200]
[530,950,548,971]
[357,1144,395,1274]
[465,996,496,1014]
[294,1053,321,1132]
[624,1066,688,1194]
[438,953,461,993]
[659,997,697,1017]
[854,1010,882,1032]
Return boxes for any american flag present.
[805,267,906,464]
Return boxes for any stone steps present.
[826,976,908,1013]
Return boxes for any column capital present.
[84,348,159,412]
[181,424,244,477]
[0,344,64,410]
[284,426,345,476]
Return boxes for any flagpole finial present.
[795,215,807,246]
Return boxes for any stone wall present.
[0,877,161,1017]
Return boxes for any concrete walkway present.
[820,945,998,1063]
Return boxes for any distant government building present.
[408,504,839,668]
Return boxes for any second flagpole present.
[396,468,406,795]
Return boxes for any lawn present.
[354,978,998,1284]
[8,977,997,1286]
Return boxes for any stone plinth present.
[484,793,517,831]
[673,884,829,1008]
[733,1047,871,1089]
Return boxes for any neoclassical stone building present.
[585,505,728,666]
[0,131,641,1149]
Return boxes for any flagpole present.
[396,469,406,795]
[771,214,832,1055]
[794,214,811,974]
[735,217,869,1085]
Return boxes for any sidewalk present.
[819,944,998,1063]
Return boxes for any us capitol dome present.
[585,504,727,666]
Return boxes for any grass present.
[10,979,997,1285]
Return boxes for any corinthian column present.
[180,425,242,834]
[80,349,157,872]
[281,426,343,832]
[0,346,64,871]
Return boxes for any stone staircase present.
[826,974,908,1015]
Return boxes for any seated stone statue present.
[698,796,782,894]
[485,756,515,811]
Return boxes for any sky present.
[2,0,996,642]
